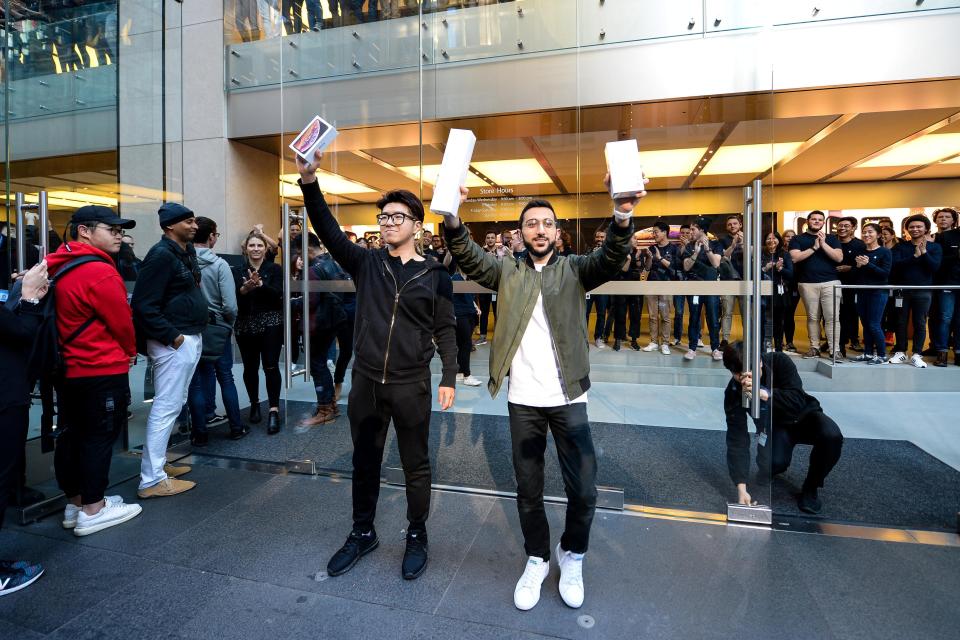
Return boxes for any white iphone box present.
[289,115,339,162]
[429,128,477,217]
[604,139,645,199]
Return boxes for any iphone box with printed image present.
[604,139,645,199]
[429,128,477,217]
[289,115,339,162]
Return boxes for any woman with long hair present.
[852,223,893,364]
[761,231,794,351]
[781,229,800,351]
[233,232,284,434]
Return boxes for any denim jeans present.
[673,295,685,342]
[310,330,338,405]
[933,289,958,352]
[856,289,888,358]
[687,294,720,351]
[893,289,932,354]
[188,336,245,434]
[585,294,609,340]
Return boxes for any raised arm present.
[296,152,367,276]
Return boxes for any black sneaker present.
[206,413,227,426]
[0,561,44,597]
[229,426,250,441]
[249,405,262,424]
[267,410,281,435]
[630,339,640,351]
[797,487,823,515]
[327,528,379,577]
[785,342,797,352]
[613,339,621,352]
[402,530,428,580]
[848,341,863,352]
[190,432,209,447]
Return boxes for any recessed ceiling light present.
[471,159,553,186]
[637,148,706,178]
[699,142,802,176]
[397,165,488,188]
[859,133,960,168]
[280,171,376,195]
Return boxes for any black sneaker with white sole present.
[327,528,379,577]
[0,561,44,597]
[402,530,428,580]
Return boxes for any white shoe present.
[712,349,724,361]
[455,373,464,383]
[697,339,705,348]
[63,495,123,529]
[594,339,606,349]
[887,352,907,364]
[73,500,143,537]
[641,343,658,352]
[669,338,681,346]
[460,375,483,387]
[910,353,927,369]
[660,344,671,355]
[513,556,550,611]
[683,349,696,361]
[556,543,584,608]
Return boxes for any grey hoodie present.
[196,247,238,326]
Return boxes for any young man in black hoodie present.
[722,341,844,515]
[297,152,457,581]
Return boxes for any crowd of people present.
[230,0,511,42]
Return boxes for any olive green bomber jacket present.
[444,219,634,400]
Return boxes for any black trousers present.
[455,315,476,376]
[759,410,843,491]
[508,402,597,561]
[348,373,432,533]
[838,288,861,348]
[237,324,283,408]
[0,405,29,530]
[478,294,496,337]
[894,289,933,354]
[334,309,355,385]
[54,374,129,505]
[784,288,800,344]
[611,295,642,341]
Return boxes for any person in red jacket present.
[45,206,143,537]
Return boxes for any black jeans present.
[508,402,598,561]
[54,374,129,505]
[611,295,642,341]
[894,289,933,354]
[784,288,800,344]
[455,315,476,376]
[838,288,861,348]
[237,324,283,408]
[758,410,843,491]
[348,373,433,533]
[478,294,496,337]
[0,405,29,530]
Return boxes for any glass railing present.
[2,2,118,121]
[224,0,960,90]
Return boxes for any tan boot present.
[334,383,342,402]
[137,477,196,499]
[164,464,191,478]
[299,404,336,427]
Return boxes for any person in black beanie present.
[131,203,208,499]
[722,341,844,515]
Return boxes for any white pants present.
[140,335,202,490]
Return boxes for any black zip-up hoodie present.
[299,179,457,387]
[723,351,822,486]
[132,236,209,352]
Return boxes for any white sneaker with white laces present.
[73,500,143,537]
[62,495,123,529]
[555,543,585,608]
[660,343,671,355]
[514,556,550,611]
[712,349,724,361]
[641,343,658,352]
[684,349,696,361]
[887,351,907,364]
[460,375,483,387]
[910,353,927,369]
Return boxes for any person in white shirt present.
[443,173,646,612]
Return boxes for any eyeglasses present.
[212,232,222,238]
[83,223,124,237]
[376,211,417,226]
[523,218,556,230]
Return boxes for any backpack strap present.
[53,255,113,343]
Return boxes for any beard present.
[524,235,554,259]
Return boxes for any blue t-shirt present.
[789,232,842,283]
[681,240,723,281]
[838,237,867,284]
[857,247,892,286]
[646,243,679,282]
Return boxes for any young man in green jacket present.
[443,173,646,611]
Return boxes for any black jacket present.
[300,179,457,387]
[233,260,283,319]
[131,236,209,351]
[0,299,43,412]
[724,351,823,485]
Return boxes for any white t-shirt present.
[507,264,587,407]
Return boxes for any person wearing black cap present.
[45,206,143,535]
[131,203,208,499]
[681,215,724,361]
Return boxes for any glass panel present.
[770,76,960,533]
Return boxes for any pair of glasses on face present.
[523,218,556,231]
[85,224,124,237]
[376,212,418,227]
